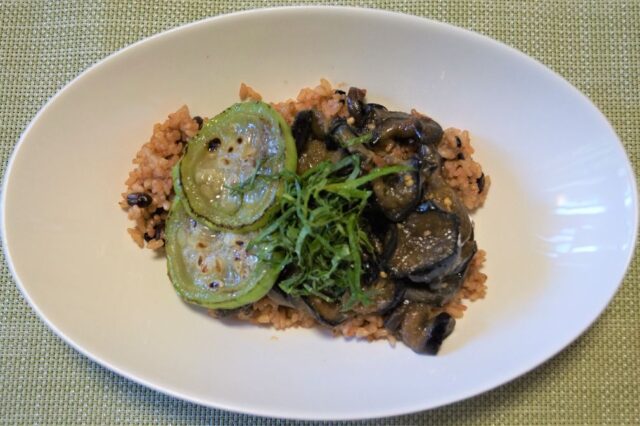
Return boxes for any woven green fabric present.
[1,0,638,424]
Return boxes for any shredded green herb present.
[224,157,270,196]
[248,155,410,308]
[343,133,372,147]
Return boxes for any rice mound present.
[122,80,489,342]
[120,106,199,249]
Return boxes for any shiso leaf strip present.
[248,154,410,308]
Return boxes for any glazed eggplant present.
[404,310,455,355]
[407,238,477,286]
[346,87,368,127]
[327,117,381,167]
[385,208,461,279]
[404,244,476,306]
[372,156,422,222]
[291,109,325,152]
[266,285,295,309]
[352,276,405,316]
[383,302,456,355]
[421,173,474,244]
[292,110,346,173]
[343,86,443,148]
[291,295,350,327]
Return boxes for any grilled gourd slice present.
[180,101,296,231]
[166,198,280,309]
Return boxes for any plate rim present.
[1,5,638,420]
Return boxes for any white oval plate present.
[2,6,637,420]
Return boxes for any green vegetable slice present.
[165,198,280,309]
[180,101,296,231]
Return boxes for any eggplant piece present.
[361,206,396,261]
[408,238,477,285]
[403,285,445,306]
[371,111,421,144]
[370,110,443,147]
[404,240,477,307]
[385,209,460,279]
[293,111,347,173]
[352,276,405,316]
[291,109,325,152]
[421,172,474,244]
[267,286,295,309]
[372,156,422,222]
[346,87,367,127]
[418,143,442,175]
[327,117,354,144]
[343,87,443,147]
[415,116,444,147]
[297,139,346,174]
[328,118,380,166]
[384,302,456,354]
[291,110,313,152]
[210,304,254,318]
[383,300,411,333]
[365,102,388,115]
[290,295,349,327]
[400,310,456,355]
[387,302,455,355]
[405,266,468,306]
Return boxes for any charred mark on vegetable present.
[127,192,152,208]
[455,136,462,148]
[237,137,243,144]
[457,153,465,160]
[208,138,221,152]
[193,116,203,130]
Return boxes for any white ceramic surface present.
[1,7,637,420]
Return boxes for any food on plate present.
[121,80,490,354]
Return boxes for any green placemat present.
[1,1,638,424]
